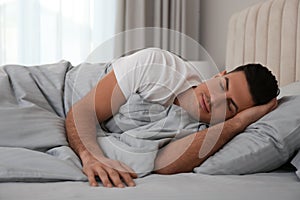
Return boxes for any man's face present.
[190,71,255,124]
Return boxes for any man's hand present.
[234,98,278,130]
[154,98,278,174]
[82,153,137,188]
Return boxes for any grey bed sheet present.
[0,60,209,181]
[1,170,299,200]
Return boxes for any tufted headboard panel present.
[226,0,300,86]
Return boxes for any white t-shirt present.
[112,48,203,106]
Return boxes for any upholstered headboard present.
[226,0,300,86]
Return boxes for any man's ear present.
[213,70,227,78]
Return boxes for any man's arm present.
[65,70,137,188]
[154,98,277,174]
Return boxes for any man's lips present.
[204,94,211,113]
[200,93,210,113]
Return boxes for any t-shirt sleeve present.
[111,48,162,100]
[112,47,202,105]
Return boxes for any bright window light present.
[0,0,117,66]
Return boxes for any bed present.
[1,0,300,199]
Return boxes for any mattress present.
[1,170,299,200]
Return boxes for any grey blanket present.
[0,61,207,181]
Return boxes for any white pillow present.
[278,81,300,98]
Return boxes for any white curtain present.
[0,0,117,66]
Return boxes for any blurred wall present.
[200,0,268,69]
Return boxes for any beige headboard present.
[226,0,300,86]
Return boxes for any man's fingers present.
[85,170,98,187]
[130,172,138,179]
[104,162,136,187]
[105,168,124,188]
[102,159,138,179]
[119,171,136,187]
[120,162,138,178]
[271,98,278,110]
[264,98,278,112]
[82,158,138,188]
[95,169,113,188]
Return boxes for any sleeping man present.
[65,48,279,188]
